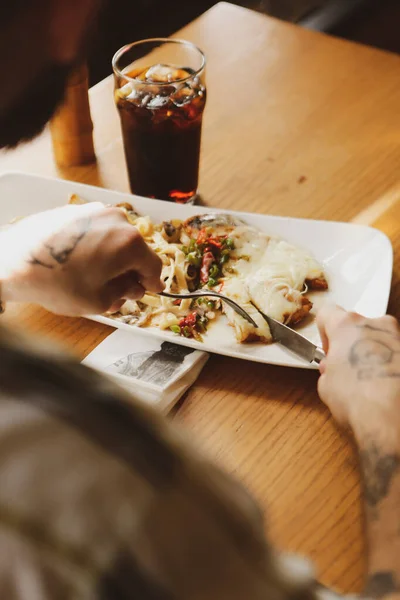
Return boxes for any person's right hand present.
[0,202,163,316]
[316,305,400,430]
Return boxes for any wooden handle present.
[50,64,96,167]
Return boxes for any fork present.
[159,290,259,327]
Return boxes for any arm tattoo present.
[28,256,54,270]
[348,326,400,381]
[349,339,394,367]
[44,225,86,265]
[365,572,399,599]
[359,441,400,508]
[28,217,91,269]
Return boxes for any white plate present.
[0,172,393,369]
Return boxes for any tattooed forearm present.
[28,217,91,269]
[365,572,400,599]
[359,440,400,508]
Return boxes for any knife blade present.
[258,310,326,365]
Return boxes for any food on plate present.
[69,195,328,343]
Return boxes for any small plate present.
[0,172,393,369]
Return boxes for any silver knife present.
[258,311,326,365]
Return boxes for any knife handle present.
[313,348,326,364]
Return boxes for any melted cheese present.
[246,277,295,323]
[222,279,272,342]
[232,236,323,283]
[230,226,269,277]
[223,230,324,338]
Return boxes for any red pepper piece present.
[206,237,222,250]
[179,311,198,328]
[196,228,208,245]
[200,251,214,283]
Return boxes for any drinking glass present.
[113,38,207,203]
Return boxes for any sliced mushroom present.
[162,219,182,243]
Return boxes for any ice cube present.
[141,94,152,107]
[188,76,200,89]
[125,83,158,107]
[147,95,170,109]
[145,64,188,83]
[120,87,146,107]
[171,84,196,107]
[134,67,149,82]
[156,84,176,97]
[116,82,134,99]
[126,88,140,102]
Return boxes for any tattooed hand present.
[318,307,400,599]
[0,202,163,315]
[317,305,400,429]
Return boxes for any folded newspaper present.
[82,330,209,413]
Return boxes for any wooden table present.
[1,2,400,592]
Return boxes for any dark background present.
[89,0,400,86]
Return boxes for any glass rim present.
[112,37,206,86]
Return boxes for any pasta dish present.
[70,195,328,343]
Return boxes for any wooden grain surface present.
[1,2,400,593]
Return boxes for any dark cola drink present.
[114,62,206,203]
